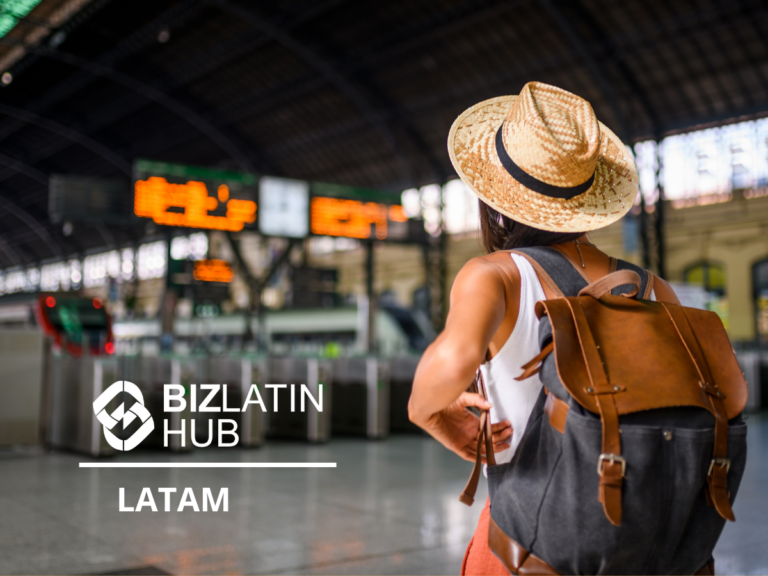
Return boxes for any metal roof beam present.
[214,0,413,183]
[536,0,629,141]
[0,194,63,258]
[569,0,661,136]
[32,45,257,174]
[0,234,23,267]
[0,103,131,174]
[0,152,48,186]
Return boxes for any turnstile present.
[266,357,332,442]
[201,356,268,447]
[0,329,47,447]
[49,354,119,456]
[331,357,390,438]
[736,351,761,411]
[121,356,198,451]
[389,356,421,433]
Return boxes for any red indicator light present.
[105,342,115,354]
[46,296,56,308]
[93,298,102,309]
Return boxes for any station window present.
[684,261,728,329]
[752,259,768,343]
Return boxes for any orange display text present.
[310,197,407,239]
[135,177,256,231]
[193,259,234,283]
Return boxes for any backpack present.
[459,247,748,575]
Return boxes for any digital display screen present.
[134,160,257,231]
[310,197,407,240]
[193,259,234,283]
[258,176,310,238]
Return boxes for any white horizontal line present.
[79,462,337,468]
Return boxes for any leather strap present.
[643,270,655,299]
[489,518,716,575]
[661,303,735,521]
[459,409,488,506]
[510,250,565,298]
[489,518,560,575]
[567,298,624,526]
[459,370,495,506]
[515,341,554,381]
[477,369,496,468]
[578,270,640,300]
[543,389,568,434]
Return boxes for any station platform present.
[0,415,765,576]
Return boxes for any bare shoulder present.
[453,252,520,288]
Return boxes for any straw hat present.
[448,82,638,232]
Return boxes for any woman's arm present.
[408,258,514,461]
[409,257,509,425]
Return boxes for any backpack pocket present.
[491,404,748,575]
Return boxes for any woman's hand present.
[422,392,512,463]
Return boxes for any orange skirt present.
[461,498,511,576]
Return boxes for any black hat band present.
[495,125,595,200]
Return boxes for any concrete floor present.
[0,414,765,575]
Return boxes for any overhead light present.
[49,31,66,48]
[1,72,11,85]
[157,28,170,43]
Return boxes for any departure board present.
[193,259,234,283]
[310,197,408,240]
[133,160,257,231]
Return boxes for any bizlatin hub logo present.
[93,381,155,451]
[88,380,331,513]
[93,381,323,450]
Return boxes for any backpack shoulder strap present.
[511,246,589,297]
[613,258,653,299]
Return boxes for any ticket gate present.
[266,357,332,442]
[48,354,119,456]
[736,351,761,411]
[200,356,268,447]
[388,356,421,433]
[331,357,390,439]
[0,329,47,447]
[118,356,198,451]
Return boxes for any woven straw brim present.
[448,96,638,233]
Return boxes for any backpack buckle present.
[597,453,626,476]
[708,458,731,476]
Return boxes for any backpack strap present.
[459,246,653,509]
[511,247,589,297]
[459,368,496,506]
[660,302,735,522]
[567,297,626,526]
[513,246,652,300]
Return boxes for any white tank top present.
[481,252,658,466]
[480,252,546,465]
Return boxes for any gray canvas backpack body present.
[460,247,748,575]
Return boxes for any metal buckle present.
[708,458,731,476]
[597,453,626,476]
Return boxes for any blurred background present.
[0,0,767,574]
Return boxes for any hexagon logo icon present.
[93,381,154,451]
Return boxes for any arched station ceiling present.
[0,0,767,266]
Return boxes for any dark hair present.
[478,200,584,253]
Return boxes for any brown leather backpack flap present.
[677,305,748,415]
[540,296,747,418]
